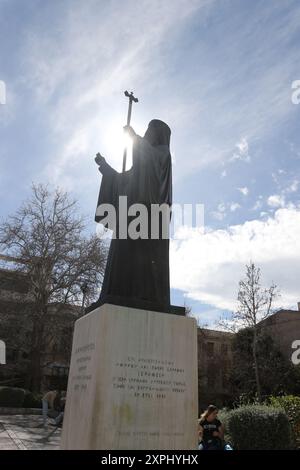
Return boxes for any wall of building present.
[0,267,79,390]
[197,328,234,410]
[259,309,300,362]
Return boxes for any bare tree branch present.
[0,183,107,391]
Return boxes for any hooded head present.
[144,119,171,148]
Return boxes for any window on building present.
[206,342,214,357]
[221,343,228,355]
[6,348,18,361]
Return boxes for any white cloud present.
[266,183,298,211]
[230,203,241,212]
[272,168,287,183]
[211,201,241,220]
[286,180,299,193]
[252,198,263,211]
[267,194,285,208]
[237,187,249,196]
[211,212,225,221]
[211,202,226,221]
[230,137,250,163]
[236,137,249,155]
[170,207,300,311]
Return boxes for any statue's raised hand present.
[123,125,136,139]
[95,153,105,166]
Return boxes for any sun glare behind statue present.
[122,131,133,171]
[104,124,133,172]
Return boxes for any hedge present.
[0,387,42,408]
[0,386,26,407]
[23,390,42,408]
[220,405,292,450]
[268,395,300,449]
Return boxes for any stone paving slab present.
[0,415,61,450]
[0,422,18,450]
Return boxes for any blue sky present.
[1,0,300,325]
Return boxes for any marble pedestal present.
[61,304,198,449]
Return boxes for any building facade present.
[0,266,79,391]
[258,306,300,363]
[197,327,234,410]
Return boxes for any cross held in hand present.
[124,91,138,126]
[123,90,139,172]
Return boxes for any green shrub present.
[218,409,232,445]
[23,390,42,408]
[0,386,26,407]
[268,395,300,449]
[225,405,292,450]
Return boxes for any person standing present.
[198,405,224,450]
[41,390,59,428]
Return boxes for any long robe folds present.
[94,124,173,313]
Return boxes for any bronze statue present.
[87,94,184,315]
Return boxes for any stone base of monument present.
[61,304,198,450]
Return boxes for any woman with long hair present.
[198,405,224,450]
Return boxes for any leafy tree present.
[230,328,300,400]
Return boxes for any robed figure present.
[92,119,174,314]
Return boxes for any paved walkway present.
[0,415,61,450]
